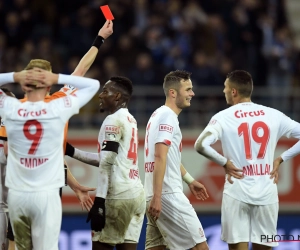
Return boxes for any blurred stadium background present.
[1,0,300,249]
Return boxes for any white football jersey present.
[144,106,183,201]
[98,108,143,199]
[0,139,7,211]
[203,102,298,205]
[0,91,79,192]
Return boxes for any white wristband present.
[182,172,194,184]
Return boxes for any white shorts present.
[221,193,279,247]
[146,192,206,250]
[8,189,62,250]
[0,210,8,250]
[92,189,146,245]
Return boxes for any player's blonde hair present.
[24,59,52,72]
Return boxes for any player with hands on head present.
[144,70,209,250]
[195,70,300,250]
[85,76,145,250]
[0,68,99,250]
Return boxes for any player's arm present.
[194,130,227,166]
[280,126,300,161]
[180,163,209,200]
[86,139,119,232]
[50,21,113,98]
[96,140,119,199]
[195,125,243,180]
[153,143,168,198]
[271,122,300,183]
[147,142,168,221]
[180,164,194,184]
[72,20,113,77]
[0,72,15,86]
[28,68,100,108]
[65,142,99,167]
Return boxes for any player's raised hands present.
[14,70,36,92]
[223,160,244,184]
[188,180,209,200]
[98,20,113,39]
[26,67,59,87]
[270,156,282,184]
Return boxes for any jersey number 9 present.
[23,120,43,155]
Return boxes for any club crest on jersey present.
[105,132,117,141]
[208,119,217,125]
[63,96,72,107]
[127,116,137,124]
[151,111,157,117]
[159,124,173,133]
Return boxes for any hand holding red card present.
[100,5,114,20]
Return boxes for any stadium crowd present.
[0,0,299,127]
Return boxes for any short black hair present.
[163,70,191,96]
[226,70,253,97]
[110,76,133,97]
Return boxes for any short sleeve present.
[202,114,223,140]
[154,113,176,146]
[102,116,122,143]
[52,95,80,123]
[278,112,298,138]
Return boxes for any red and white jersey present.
[0,139,7,211]
[144,106,183,201]
[0,91,79,192]
[203,102,298,205]
[98,108,143,199]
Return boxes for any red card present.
[100,5,114,20]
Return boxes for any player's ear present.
[169,89,176,98]
[232,88,238,97]
[115,92,122,101]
